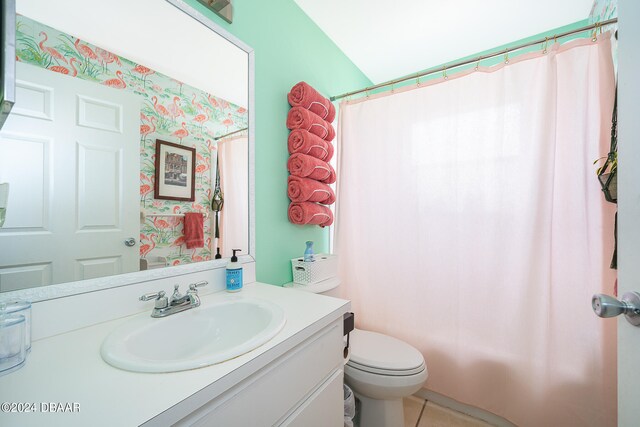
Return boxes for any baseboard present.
[414,389,517,427]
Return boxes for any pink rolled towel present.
[288,129,334,162]
[288,202,334,227]
[287,107,335,141]
[288,176,336,204]
[288,81,336,122]
[287,153,336,184]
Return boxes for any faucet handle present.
[139,290,166,301]
[188,281,208,292]
[139,291,168,309]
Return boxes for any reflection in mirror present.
[217,134,249,257]
[0,10,249,292]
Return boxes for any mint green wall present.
[182,1,601,286]
[183,0,371,285]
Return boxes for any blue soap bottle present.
[226,249,243,292]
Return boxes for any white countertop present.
[0,282,350,427]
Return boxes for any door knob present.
[592,292,640,326]
[124,237,136,247]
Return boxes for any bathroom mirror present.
[0,0,254,301]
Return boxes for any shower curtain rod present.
[330,18,618,101]
[214,127,248,140]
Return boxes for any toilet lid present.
[348,329,425,374]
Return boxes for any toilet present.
[345,329,428,427]
[291,278,428,427]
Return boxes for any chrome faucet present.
[139,281,208,318]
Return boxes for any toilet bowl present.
[344,329,428,427]
[289,279,427,427]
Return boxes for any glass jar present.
[0,314,26,376]
[3,300,31,352]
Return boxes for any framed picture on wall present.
[154,139,196,202]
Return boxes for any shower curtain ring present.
[416,74,421,87]
[504,50,509,64]
[443,65,448,80]
[592,22,600,42]
[542,37,548,54]
[474,58,480,71]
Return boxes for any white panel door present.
[0,62,140,290]
[618,1,640,425]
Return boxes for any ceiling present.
[294,0,595,84]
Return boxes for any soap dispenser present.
[226,249,243,292]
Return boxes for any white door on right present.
[617,1,640,425]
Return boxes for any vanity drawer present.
[279,368,343,427]
[179,319,343,426]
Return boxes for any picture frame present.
[154,139,196,202]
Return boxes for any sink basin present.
[100,296,286,373]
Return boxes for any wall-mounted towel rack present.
[143,211,210,219]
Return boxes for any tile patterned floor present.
[403,396,495,427]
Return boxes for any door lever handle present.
[592,292,640,326]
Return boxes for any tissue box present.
[291,253,337,285]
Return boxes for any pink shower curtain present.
[218,136,249,257]
[336,35,617,427]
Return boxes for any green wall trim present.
[182,0,371,285]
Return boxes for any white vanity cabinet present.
[0,283,350,427]
[169,318,344,427]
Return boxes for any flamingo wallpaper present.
[15,15,248,266]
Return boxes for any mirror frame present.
[0,0,16,129]
[1,0,255,303]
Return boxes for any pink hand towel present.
[184,212,204,249]
[288,176,336,204]
[288,202,334,227]
[288,129,334,162]
[287,107,335,141]
[287,153,336,184]
[288,81,336,122]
